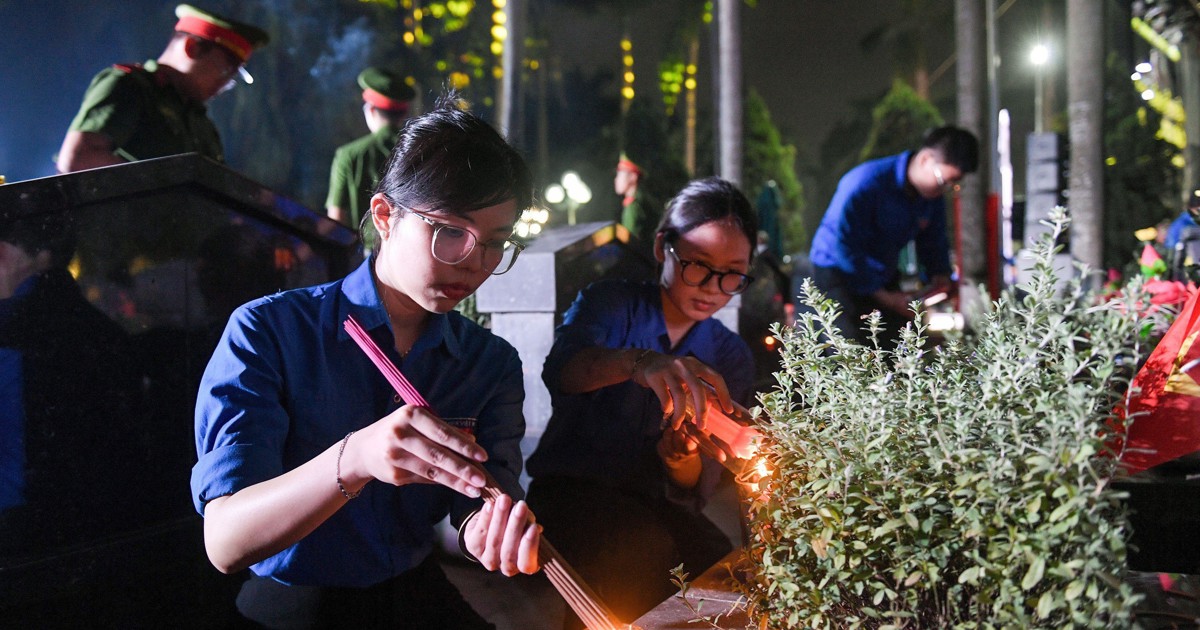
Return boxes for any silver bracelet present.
[336,431,362,500]
[630,348,654,381]
[457,506,483,564]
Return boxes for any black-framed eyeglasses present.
[664,243,754,295]
[398,205,525,275]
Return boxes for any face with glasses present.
[176,36,245,102]
[655,220,754,324]
[923,154,964,199]
[371,195,521,314]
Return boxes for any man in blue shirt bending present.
[809,126,979,347]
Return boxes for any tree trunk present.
[685,36,699,177]
[1066,0,1105,270]
[1182,33,1200,203]
[497,0,523,139]
[717,0,742,187]
[955,0,987,290]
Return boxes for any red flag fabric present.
[1121,287,1200,473]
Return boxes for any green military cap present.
[358,67,416,113]
[174,4,270,64]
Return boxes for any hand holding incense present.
[343,314,625,630]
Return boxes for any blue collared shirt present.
[809,151,951,294]
[525,280,754,498]
[191,258,526,588]
[1167,211,1197,250]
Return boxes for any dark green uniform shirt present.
[325,125,399,248]
[67,60,223,163]
[620,187,661,246]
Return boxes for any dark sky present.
[0,0,1045,188]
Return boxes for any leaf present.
[810,536,828,559]
[904,570,923,587]
[1036,591,1055,619]
[1022,556,1045,591]
[958,566,982,584]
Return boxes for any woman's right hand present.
[341,405,490,498]
[632,351,733,432]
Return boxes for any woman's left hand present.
[634,352,733,432]
[461,495,541,576]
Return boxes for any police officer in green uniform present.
[325,67,416,247]
[56,4,268,173]
[614,152,661,252]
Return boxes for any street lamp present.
[544,170,592,225]
[515,207,550,239]
[1030,43,1050,134]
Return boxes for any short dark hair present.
[656,177,758,259]
[921,126,980,174]
[373,93,532,227]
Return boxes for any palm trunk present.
[1066,0,1105,270]
[956,0,988,290]
[716,0,742,187]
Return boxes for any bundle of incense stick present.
[696,400,761,460]
[343,314,623,630]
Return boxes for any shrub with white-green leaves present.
[741,211,1151,628]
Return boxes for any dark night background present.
[1,0,1061,239]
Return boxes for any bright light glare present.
[545,184,565,204]
[569,184,592,204]
[1142,89,1155,101]
[562,171,591,203]
[1131,72,1142,81]
[1029,43,1049,66]
[1136,61,1152,74]
[928,312,964,333]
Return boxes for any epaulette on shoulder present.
[111,63,146,74]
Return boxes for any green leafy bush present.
[741,211,1151,628]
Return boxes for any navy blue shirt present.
[0,276,33,512]
[1167,211,1198,250]
[191,258,526,587]
[810,151,951,294]
[526,280,754,499]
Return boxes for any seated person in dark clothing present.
[0,207,140,550]
[526,177,757,628]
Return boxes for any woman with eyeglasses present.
[191,95,539,628]
[525,176,758,628]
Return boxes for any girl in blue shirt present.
[192,96,540,628]
[526,177,758,628]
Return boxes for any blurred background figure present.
[56,4,268,173]
[614,152,660,255]
[326,66,416,249]
[0,200,141,551]
[1166,186,1200,281]
[808,126,978,349]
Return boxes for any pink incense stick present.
[342,314,623,630]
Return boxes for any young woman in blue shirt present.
[525,176,758,628]
[191,96,540,628]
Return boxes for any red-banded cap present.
[358,67,415,113]
[174,4,269,64]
